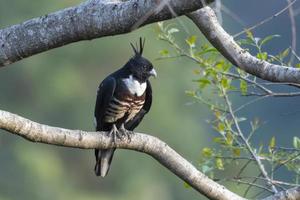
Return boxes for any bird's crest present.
[130,37,145,56]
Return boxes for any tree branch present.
[261,187,300,200]
[0,0,212,67]
[187,7,300,84]
[0,109,245,200]
[1,1,299,85]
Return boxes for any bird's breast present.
[122,75,147,97]
[103,90,146,123]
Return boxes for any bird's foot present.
[108,124,132,144]
[108,124,120,144]
[119,124,133,142]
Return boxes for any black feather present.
[130,37,146,56]
[130,42,138,55]
[94,77,116,131]
[94,38,154,177]
[125,80,152,130]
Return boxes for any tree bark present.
[0,0,210,66]
[261,187,300,200]
[0,109,245,200]
[188,7,300,84]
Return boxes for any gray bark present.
[188,7,300,83]
[1,1,299,83]
[1,110,299,200]
[0,0,211,66]
[0,109,245,200]
[262,187,300,200]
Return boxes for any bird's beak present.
[149,68,157,78]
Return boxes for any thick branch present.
[1,1,299,85]
[0,0,212,66]
[0,109,244,200]
[188,7,300,83]
[262,187,300,200]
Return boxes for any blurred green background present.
[0,0,300,199]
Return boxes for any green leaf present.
[193,69,201,75]
[259,35,280,47]
[213,137,224,144]
[214,111,221,119]
[223,62,232,72]
[293,137,300,149]
[215,158,224,170]
[246,30,254,41]
[240,80,248,95]
[233,148,241,156]
[257,52,268,60]
[197,47,218,55]
[221,77,230,89]
[185,90,196,97]
[225,132,233,145]
[296,63,300,68]
[215,61,225,71]
[159,49,169,56]
[183,182,191,189]
[202,147,213,157]
[186,35,197,47]
[196,78,211,84]
[269,136,276,151]
[195,78,211,88]
[280,48,290,59]
[238,38,254,46]
[217,122,225,134]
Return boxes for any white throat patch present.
[122,75,147,96]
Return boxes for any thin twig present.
[215,156,254,161]
[236,160,253,178]
[234,96,268,114]
[222,88,278,193]
[243,91,300,97]
[273,152,300,173]
[234,0,297,38]
[246,152,300,197]
[273,146,300,152]
[165,2,190,34]
[221,5,246,27]
[290,47,300,62]
[221,72,272,95]
[220,178,274,193]
[260,81,300,88]
[241,176,300,187]
[131,0,170,31]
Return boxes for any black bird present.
[94,38,157,177]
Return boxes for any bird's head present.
[125,38,157,82]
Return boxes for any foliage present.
[157,22,300,198]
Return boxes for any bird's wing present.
[125,80,152,131]
[94,76,116,131]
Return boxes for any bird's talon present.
[108,124,119,144]
[116,131,124,139]
[127,131,132,142]
[119,125,132,142]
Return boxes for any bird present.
[94,38,157,177]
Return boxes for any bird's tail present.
[94,148,116,177]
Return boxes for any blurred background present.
[0,0,300,199]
